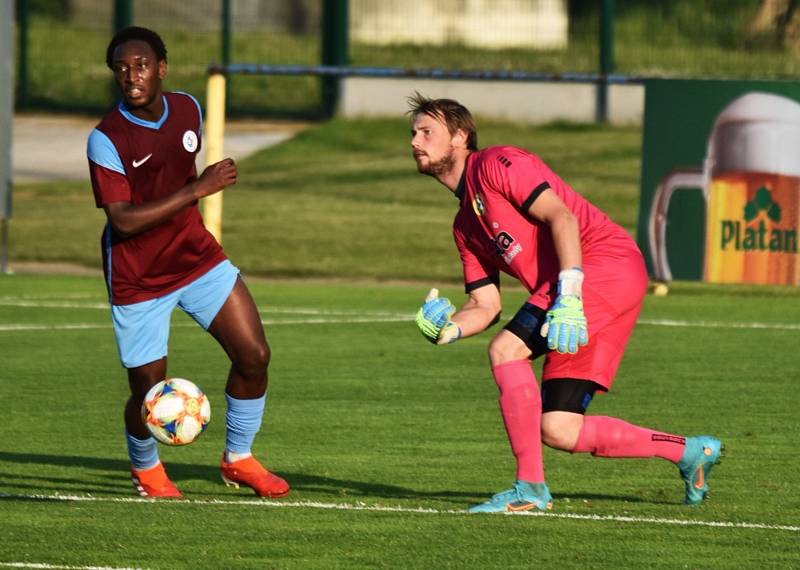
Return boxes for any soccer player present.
[409,93,722,513]
[87,26,289,499]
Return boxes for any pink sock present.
[573,415,685,463]
[492,360,544,483]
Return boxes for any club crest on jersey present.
[472,193,486,216]
[494,231,522,264]
[182,130,198,152]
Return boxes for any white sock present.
[225,450,252,463]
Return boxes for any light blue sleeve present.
[87,129,125,175]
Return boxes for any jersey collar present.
[454,167,467,205]
[117,95,169,130]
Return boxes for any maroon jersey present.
[87,92,226,305]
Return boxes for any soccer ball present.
[142,378,211,445]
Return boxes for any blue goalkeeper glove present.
[540,268,588,354]
[415,288,462,345]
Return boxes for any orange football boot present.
[130,462,182,499]
[220,454,290,498]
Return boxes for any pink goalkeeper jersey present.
[454,146,641,311]
[87,92,226,305]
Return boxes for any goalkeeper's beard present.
[416,147,456,178]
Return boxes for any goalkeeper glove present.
[540,268,588,354]
[415,288,462,345]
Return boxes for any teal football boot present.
[468,481,553,514]
[677,436,722,505]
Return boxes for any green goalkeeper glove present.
[540,268,589,354]
[415,288,462,345]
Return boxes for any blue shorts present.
[111,260,240,369]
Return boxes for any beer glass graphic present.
[649,92,800,285]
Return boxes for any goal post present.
[202,71,226,243]
[1,1,14,273]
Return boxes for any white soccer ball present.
[142,378,211,445]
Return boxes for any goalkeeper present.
[409,93,721,513]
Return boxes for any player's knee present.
[251,341,270,372]
[541,426,574,450]
[127,365,166,400]
[235,341,270,379]
[487,333,529,366]
[541,413,582,451]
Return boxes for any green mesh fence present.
[15,0,800,117]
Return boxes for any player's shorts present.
[111,260,240,369]
[505,247,648,391]
[541,378,605,414]
[542,300,642,390]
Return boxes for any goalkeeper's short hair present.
[406,92,478,151]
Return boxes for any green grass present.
[1,274,798,568]
[9,118,641,281]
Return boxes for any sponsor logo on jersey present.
[182,130,198,152]
[472,193,486,216]
[132,153,152,168]
[493,230,522,264]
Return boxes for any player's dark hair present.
[106,26,168,70]
[407,92,478,151]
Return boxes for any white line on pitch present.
[0,300,414,321]
[0,300,110,309]
[261,307,411,317]
[0,323,112,331]
[0,299,408,317]
[0,315,412,332]
[0,293,97,300]
[3,317,800,333]
[0,562,145,570]
[639,318,800,331]
[0,492,797,533]
[2,298,799,332]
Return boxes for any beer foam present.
[707,92,800,177]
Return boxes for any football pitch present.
[0,273,798,569]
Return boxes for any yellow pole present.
[203,72,226,244]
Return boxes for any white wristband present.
[558,267,584,297]
[437,321,462,345]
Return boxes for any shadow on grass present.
[0,451,677,507]
[0,451,478,504]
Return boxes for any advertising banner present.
[636,79,800,285]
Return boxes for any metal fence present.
[14,0,800,118]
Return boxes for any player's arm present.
[416,284,501,345]
[451,283,502,338]
[526,188,581,270]
[526,188,588,354]
[104,158,237,238]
